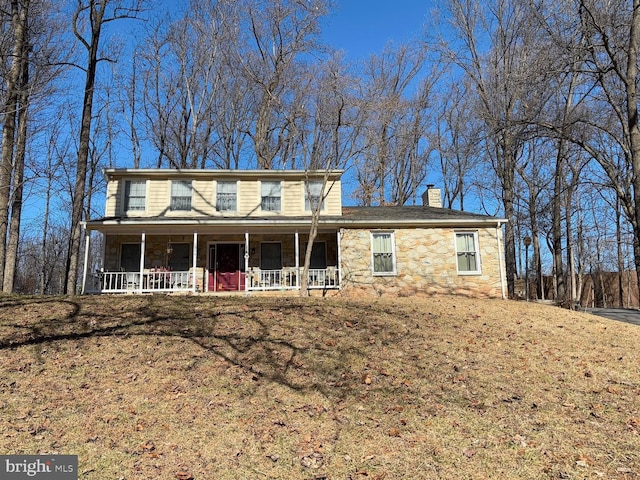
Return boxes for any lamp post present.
[523,236,531,302]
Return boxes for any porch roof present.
[84,205,505,233]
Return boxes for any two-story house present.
[82,169,508,298]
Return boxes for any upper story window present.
[261,181,281,211]
[170,180,192,211]
[216,181,237,211]
[305,180,324,212]
[371,232,396,275]
[455,231,481,274]
[124,180,146,211]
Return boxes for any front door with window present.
[209,244,245,291]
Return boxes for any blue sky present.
[321,1,433,60]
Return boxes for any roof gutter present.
[84,216,508,231]
[102,168,344,180]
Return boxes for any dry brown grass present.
[0,294,639,479]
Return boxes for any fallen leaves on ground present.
[0,294,639,479]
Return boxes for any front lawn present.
[0,294,638,479]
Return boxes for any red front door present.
[210,244,245,291]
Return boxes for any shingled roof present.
[84,205,505,231]
[341,205,498,221]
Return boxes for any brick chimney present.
[421,185,442,208]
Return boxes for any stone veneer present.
[339,227,505,299]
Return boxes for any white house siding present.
[339,227,505,298]
[237,180,258,214]
[192,179,215,214]
[148,179,169,216]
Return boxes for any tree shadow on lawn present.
[0,295,419,401]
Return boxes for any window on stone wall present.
[120,243,141,271]
[371,232,396,275]
[168,243,190,271]
[300,241,327,269]
[455,231,481,274]
[260,242,282,270]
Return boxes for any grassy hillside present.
[0,294,639,479]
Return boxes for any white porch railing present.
[248,267,339,291]
[85,267,339,294]
[307,268,339,288]
[85,270,193,294]
[248,268,297,289]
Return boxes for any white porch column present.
[139,232,146,293]
[337,228,342,289]
[192,231,198,292]
[294,230,300,288]
[81,229,90,294]
[244,231,250,292]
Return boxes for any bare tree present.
[139,0,256,169]
[525,0,593,306]
[66,0,145,294]
[0,0,29,289]
[238,0,329,169]
[3,33,29,292]
[297,56,363,295]
[533,0,640,303]
[575,0,640,299]
[431,79,482,210]
[514,138,556,300]
[439,0,554,298]
[1,0,66,292]
[354,42,430,206]
[38,112,73,294]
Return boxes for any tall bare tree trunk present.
[529,192,541,300]
[39,175,50,294]
[66,1,105,294]
[299,207,319,296]
[552,147,566,304]
[626,0,640,303]
[254,89,277,169]
[0,0,28,288]
[500,139,517,298]
[3,38,29,293]
[566,184,576,307]
[617,196,625,307]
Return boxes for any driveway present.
[585,307,640,326]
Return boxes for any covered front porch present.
[81,227,341,294]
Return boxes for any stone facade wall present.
[339,227,505,299]
[101,228,505,298]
